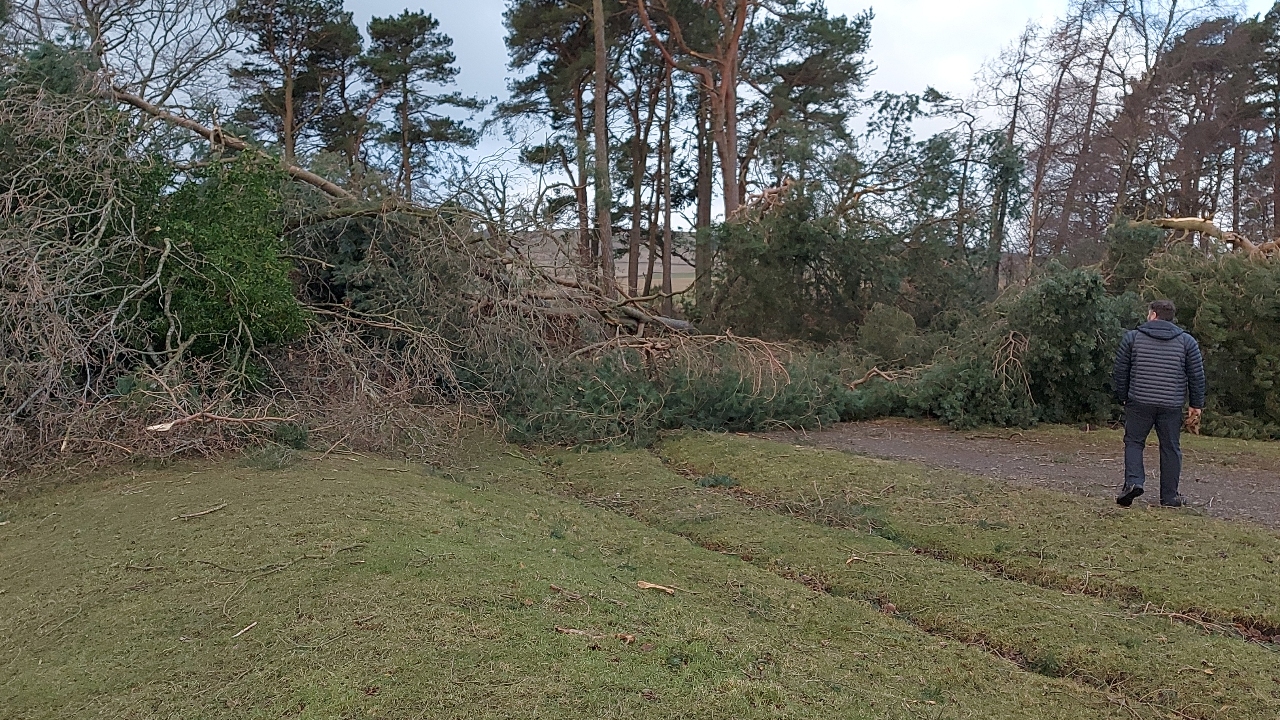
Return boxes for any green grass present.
[534,449,1280,720]
[658,433,1280,632]
[1,446,1154,719]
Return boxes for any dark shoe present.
[1116,485,1144,507]
[1161,495,1187,508]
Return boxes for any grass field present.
[2,432,1278,719]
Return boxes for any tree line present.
[4,0,1280,473]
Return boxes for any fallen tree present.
[0,76,719,483]
[1147,216,1279,259]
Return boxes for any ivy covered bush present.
[142,156,309,356]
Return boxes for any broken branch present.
[171,502,227,521]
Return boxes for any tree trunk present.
[695,87,714,309]
[1272,128,1280,239]
[283,71,296,164]
[1028,62,1069,262]
[1232,132,1243,233]
[573,88,592,271]
[713,72,741,217]
[628,76,660,297]
[400,81,413,199]
[592,0,615,297]
[661,72,675,317]
[955,116,975,248]
[629,135,643,298]
[644,140,661,297]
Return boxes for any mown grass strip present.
[2,450,1142,719]
[535,449,1280,720]
[658,432,1280,634]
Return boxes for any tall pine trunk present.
[695,88,714,310]
[661,72,675,317]
[592,0,615,296]
[573,89,592,271]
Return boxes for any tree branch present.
[103,87,355,201]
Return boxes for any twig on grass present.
[636,581,677,595]
[171,502,227,521]
[231,621,257,638]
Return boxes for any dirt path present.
[763,419,1280,530]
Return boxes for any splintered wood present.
[636,581,677,595]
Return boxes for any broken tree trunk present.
[1146,217,1279,259]
[104,88,355,201]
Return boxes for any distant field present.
[2,433,1278,719]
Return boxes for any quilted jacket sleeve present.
[1184,335,1206,409]
[1112,330,1135,403]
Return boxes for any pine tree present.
[362,10,480,199]
[228,0,357,163]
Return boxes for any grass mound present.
[1,447,1146,719]
[659,433,1280,633]
[534,449,1280,720]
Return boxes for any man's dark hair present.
[1150,299,1176,321]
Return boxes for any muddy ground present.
[764,419,1280,530]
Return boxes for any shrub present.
[499,346,858,446]
[849,265,1140,430]
[1146,249,1280,436]
[143,156,309,356]
[999,265,1141,424]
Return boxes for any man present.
[1112,299,1206,508]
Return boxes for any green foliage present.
[907,355,1037,430]
[500,349,858,446]
[856,303,938,365]
[1146,248,1280,437]
[271,421,311,449]
[709,201,899,341]
[696,474,738,488]
[1101,220,1161,294]
[9,43,99,94]
[363,9,482,189]
[144,156,308,355]
[848,266,1140,430]
[999,265,1141,424]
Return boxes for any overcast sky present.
[351,0,1275,104]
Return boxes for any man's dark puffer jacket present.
[1112,320,1206,409]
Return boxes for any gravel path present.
[763,419,1280,530]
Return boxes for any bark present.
[627,69,662,296]
[399,79,414,199]
[695,87,714,309]
[283,71,296,164]
[661,72,675,317]
[1272,131,1280,238]
[1147,216,1275,258]
[573,88,593,270]
[1232,133,1243,233]
[1028,59,1072,261]
[592,0,616,297]
[635,0,749,218]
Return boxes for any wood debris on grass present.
[552,627,638,644]
[171,503,227,521]
[636,581,676,595]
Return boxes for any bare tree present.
[6,0,239,105]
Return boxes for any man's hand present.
[1185,407,1203,435]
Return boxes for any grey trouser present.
[1123,402,1183,503]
